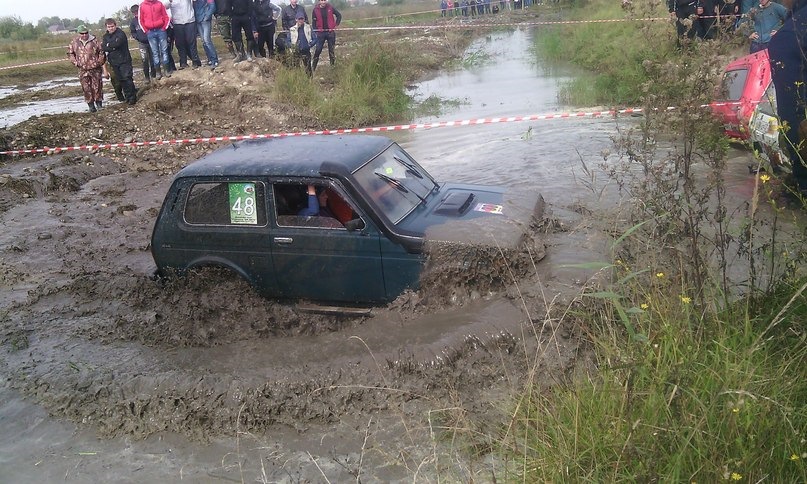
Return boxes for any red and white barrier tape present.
[1,108,651,156]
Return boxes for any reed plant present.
[495,0,807,481]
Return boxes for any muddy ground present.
[0,45,597,480]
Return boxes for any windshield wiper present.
[376,172,429,204]
[393,155,424,179]
[375,172,409,193]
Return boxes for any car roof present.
[175,135,395,179]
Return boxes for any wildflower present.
[732,407,740,413]
[731,472,742,481]
[656,272,664,278]
[640,303,649,310]
[760,174,771,183]
[791,454,800,461]
[680,295,692,304]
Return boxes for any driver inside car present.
[298,184,336,218]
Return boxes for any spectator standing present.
[139,0,172,79]
[697,0,718,39]
[130,4,156,83]
[101,18,138,105]
[215,0,238,59]
[668,0,701,46]
[194,0,219,67]
[160,0,178,72]
[231,0,255,62]
[67,25,105,112]
[717,0,739,36]
[441,0,448,17]
[103,59,126,102]
[288,10,313,76]
[768,0,807,196]
[170,0,202,68]
[311,0,341,71]
[281,0,308,31]
[253,0,282,58]
[747,0,788,52]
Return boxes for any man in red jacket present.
[311,0,341,72]
[139,0,172,79]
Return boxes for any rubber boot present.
[234,42,246,63]
[226,41,237,60]
[245,41,255,61]
[95,101,103,109]
[163,63,172,77]
[88,102,97,113]
[155,65,163,80]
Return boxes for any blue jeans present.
[197,19,219,65]
[147,29,170,68]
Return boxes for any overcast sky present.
[0,0,133,24]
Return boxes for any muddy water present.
[0,29,771,483]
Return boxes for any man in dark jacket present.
[311,0,341,71]
[101,18,137,105]
[769,0,807,197]
[281,0,307,31]
[130,4,156,83]
[253,0,282,58]
[668,0,702,45]
[231,0,255,62]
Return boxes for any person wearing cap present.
[287,10,313,76]
[102,18,138,105]
[311,0,341,72]
[67,25,106,112]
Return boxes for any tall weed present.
[501,0,807,482]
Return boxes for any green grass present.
[271,42,411,127]
[506,271,806,482]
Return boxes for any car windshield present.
[352,143,438,224]
[719,68,749,101]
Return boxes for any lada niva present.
[151,135,545,303]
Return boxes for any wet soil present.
[0,22,595,479]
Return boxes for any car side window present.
[273,182,363,230]
[184,181,267,226]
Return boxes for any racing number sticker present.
[229,182,258,224]
[474,203,504,215]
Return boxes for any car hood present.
[397,183,545,250]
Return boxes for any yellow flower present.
[791,454,800,461]
[732,407,740,413]
[680,295,692,304]
[731,472,742,481]
[656,272,665,278]
[640,303,649,310]
[760,174,771,183]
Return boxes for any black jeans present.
[110,62,137,103]
[255,23,277,57]
[174,22,201,67]
[313,30,336,67]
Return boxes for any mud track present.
[0,150,585,442]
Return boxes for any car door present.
[268,180,386,303]
[157,177,280,295]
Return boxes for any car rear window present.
[184,181,267,226]
[720,69,749,101]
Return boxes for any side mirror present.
[344,218,365,232]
